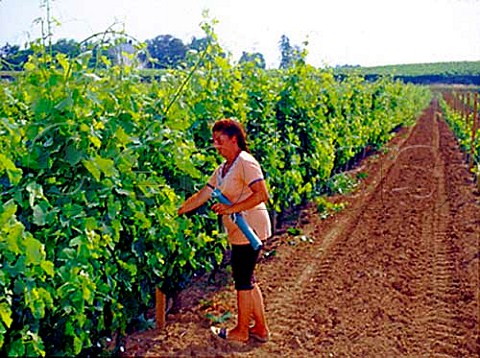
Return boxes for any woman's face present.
[213,131,238,158]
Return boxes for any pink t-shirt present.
[208,151,272,245]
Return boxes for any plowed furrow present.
[125,101,479,358]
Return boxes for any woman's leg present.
[226,285,269,342]
[223,245,266,342]
[250,284,269,338]
[226,289,252,341]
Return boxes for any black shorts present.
[231,244,261,291]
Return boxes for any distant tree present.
[0,43,19,59]
[142,34,187,69]
[0,43,33,70]
[51,38,80,57]
[184,36,229,67]
[279,34,302,69]
[239,51,266,69]
[189,36,210,53]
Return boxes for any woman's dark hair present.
[212,118,250,152]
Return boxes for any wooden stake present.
[156,287,166,329]
[469,93,478,171]
[466,92,471,125]
[461,93,464,115]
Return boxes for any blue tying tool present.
[211,188,262,250]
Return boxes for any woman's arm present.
[211,180,269,215]
[178,186,213,215]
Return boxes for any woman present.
[178,118,271,344]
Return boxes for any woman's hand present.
[177,205,189,216]
[177,186,213,216]
[211,203,234,215]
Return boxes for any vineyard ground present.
[123,100,479,357]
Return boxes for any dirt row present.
[124,100,479,357]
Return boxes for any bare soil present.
[122,100,479,357]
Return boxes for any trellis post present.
[469,92,478,172]
[156,287,166,329]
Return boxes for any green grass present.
[336,61,480,77]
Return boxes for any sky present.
[0,0,479,68]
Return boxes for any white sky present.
[1,0,479,68]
